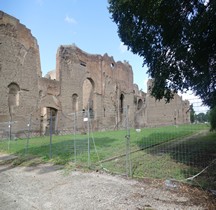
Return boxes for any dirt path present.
[0,154,213,210]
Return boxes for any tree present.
[108,0,216,108]
[210,106,216,131]
[190,104,195,123]
[206,109,211,122]
[196,112,207,123]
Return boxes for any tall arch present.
[8,83,20,116]
[137,99,143,110]
[72,93,78,112]
[40,107,58,135]
[8,83,20,107]
[82,78,94,117]
[120,93,124,113]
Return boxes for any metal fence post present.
[9,120,12,141]
[49,114,53,159]
[125,105,132,177]
[87,104,91,167]
[8,121,11,150]
[25,115,32,155]
[73,113,77,163]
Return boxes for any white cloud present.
[64,15,77,24]
[119,42,128,53]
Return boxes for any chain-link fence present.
[0,107,131,176]
[0,101,215,189]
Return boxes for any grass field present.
[1,123,215,189]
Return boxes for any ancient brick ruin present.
[0,11,190,137]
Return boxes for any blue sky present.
[0,0,148,91]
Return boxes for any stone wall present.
[56,45,135,130]
[0,11,190,137]
[144,79,190,127]
[0,11,41,135]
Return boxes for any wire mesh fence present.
[0,101,215,189]
[0,107,130,175]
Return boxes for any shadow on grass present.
[146,131,216,167]
[136,131,216,189]
[3,136,120,166]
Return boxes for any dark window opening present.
[89,108,94,119]
[72,93,78,112]
[137,99,143,110]
[120,94,124,114]
[80,60,86,67]
[110,63,114,68]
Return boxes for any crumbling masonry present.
[0,11,190,137]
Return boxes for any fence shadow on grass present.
[146,132,216,167]
[12,136,121,166]
[136,131,216,189]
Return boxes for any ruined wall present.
[38,78,61,110]
[145,79,190,127]
[146,95,190,126]
[0,11,41,134]
[99,53,135,129]
[133,84,147,128]
[0,11,190,137]
[56,45,135,130]
[44,70,56,80]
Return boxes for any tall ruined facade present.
[0,11,42,135]
[55,45,135,131]
[0,11,190,137]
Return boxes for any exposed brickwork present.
[0,11,190,136]
[0,11,41,132]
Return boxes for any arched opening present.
[137,99,143,110]
[8,83,20,116]
[40,107,58,135]
[83,78,94,118]
[120,94,124,114]
[72,93,78,112]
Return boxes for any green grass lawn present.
[1,123,215,189]
[0,123,209,163]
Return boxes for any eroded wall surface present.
[145,79,190,127]
[0,11,42,134]
[56,45,135,130]
[0,11,190,137]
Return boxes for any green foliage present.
[190,105,210,123]
[108,0,216,107]
[190,104,195,123]
[195,112,209,123]
[210,106,216,131]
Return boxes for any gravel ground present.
[0,154,213,210]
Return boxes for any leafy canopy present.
[108,0,216,107]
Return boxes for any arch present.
[137,99,143,110]
[40,107,58,135]
[8,83,20,117]
[120,93,124,113]
[8,83,20,107]
[72,93,79,112]
[82,78,94,117]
